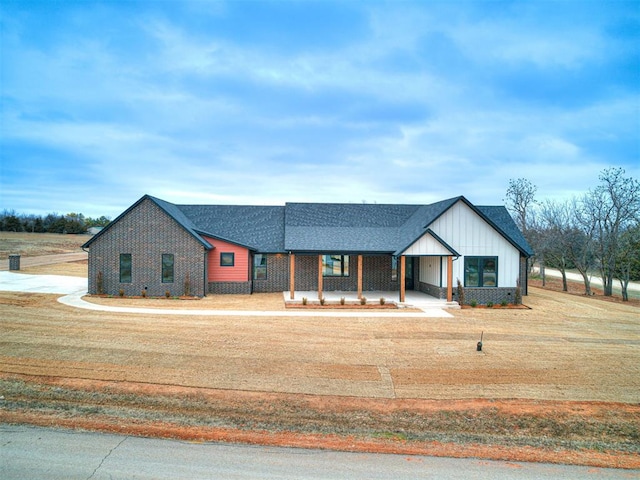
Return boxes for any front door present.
[405,257,415,290]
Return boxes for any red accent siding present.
[203,236,249,282]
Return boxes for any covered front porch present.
[287,250,457,304]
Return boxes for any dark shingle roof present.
[150,196,212,249]
[84,194,533,258]
[177,204,285,252]
[284,203,419,252]
[394,197,461,255]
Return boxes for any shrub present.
[184,273,191,297]
[501,299,508,307]
[141,289,147,298]
[340,297,345,305]
[379,297,386,305]
[302,297,308,305]
[456,279,464,306]
[119,289,124,297]
[165,290,171,298]
[470,299,477,308]
[320,297,326,305]
[486,301,494,308]
[96,271,104,295]
[360,296,367,305]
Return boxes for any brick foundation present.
[209,281,252,295]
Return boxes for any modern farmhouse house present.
[82,194,533,304]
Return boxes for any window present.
[119,254,132,283]
[391,256,398,281]
[253,254,267,280]
[322,255,349,277]
[220,252,235,267]
[162,254,174,283]
[464,256,498,287]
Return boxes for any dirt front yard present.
[1,278,639,468]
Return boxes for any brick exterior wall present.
[294,255,320,291]
[87,198,207,297]
[363,255,398,291]
[252,254,290,293]
[520,255,529,296]
[290,254,398,292]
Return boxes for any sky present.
[1,0,638,219]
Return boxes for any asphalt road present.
[533,266,640,295]
[1,425,636,480]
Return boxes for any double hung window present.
[119,254,132,283]
[254,254,267,280]
[162,254,174,283]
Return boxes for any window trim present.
[161,253,174,283]
[220,252,235,267]
[322,254,350,277]
[119,253,132,283]
[464,256,498,287]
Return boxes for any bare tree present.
[505,178,538,235]
[539,198,596,295]
[579,168,640,296]
[538,200,571,291]
[614,225,640,301]
[564,210,597,296]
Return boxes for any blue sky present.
[1,0,638,219]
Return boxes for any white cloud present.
[1,1,636,219]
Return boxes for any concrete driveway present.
[0,271,86,295]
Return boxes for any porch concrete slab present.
[284,290,459,311]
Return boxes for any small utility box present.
[9,254,20,271]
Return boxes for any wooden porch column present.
[357,254,363,299]
[399,255,406,303]
[447,255,453,302]
[318,254,324,300]
[289,253,296,299]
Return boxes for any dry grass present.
[0,232,89,260]
[2,376,637,461]
[22,260,88,277]
[1,286,638,403]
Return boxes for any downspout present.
[249,252,254,295]
[203,249,208,297]
[450,255,460,302]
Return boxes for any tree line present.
[0,211,111,234]
[505,167,640,301]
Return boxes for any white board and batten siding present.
[402,232,449,286]
[405,200,522,288]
